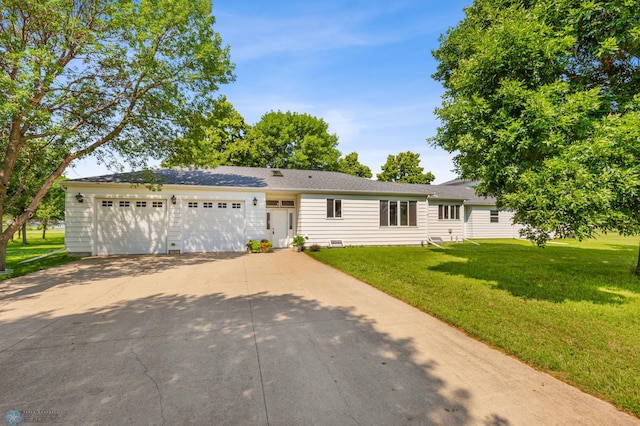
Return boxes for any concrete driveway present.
[0,250,637,425]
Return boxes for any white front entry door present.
[268,209,291,248]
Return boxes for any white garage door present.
[182,201,245,253]
[96,199,167,255]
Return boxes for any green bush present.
[246,240,261,253]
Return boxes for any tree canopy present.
[431,0,640,254]
[164,109,344,171]
[162,96,253,168]
[251,111,341,171]
[377,151,435,184]
[339,152,372,178]
[0,0,234,269]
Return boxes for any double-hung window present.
[380,200,417,227]
[490,210,499,223]
[327,199,342,218]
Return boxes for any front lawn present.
[1,229,77,280]
[309,235,640,417]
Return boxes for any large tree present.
[251,111,342,171]
[339,152,372,178]
[0,0,234,270]
[431,0,640,272]
[377,151,435,184]
[162,96,254,168]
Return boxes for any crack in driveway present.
[130,341,166,425]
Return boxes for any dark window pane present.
[390,201,398,226]
[409,201,417,226]
[380,201,389,226]
[335,199,342,218]
[327,199,334,218]
[400,201,408,226]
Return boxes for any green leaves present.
[251,111,341,171]
[339,152,372,178]
[377,151,435,184]
[431,0,640,249]
[0,0,235,267]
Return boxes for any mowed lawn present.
[1,229,76,280]
[309,234,640,417]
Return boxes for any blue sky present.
[69,0,471,183]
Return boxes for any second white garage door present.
[182,201,246,252]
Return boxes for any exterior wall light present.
[75,193,84,203]
[253,197,258,206]
[171,195,177,205]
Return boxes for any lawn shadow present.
[429,242,640,304]
[0,289,507,424]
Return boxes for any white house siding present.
[427,201,465,241]
[64,183,265,255]
[297,193,428,247]
[64,191,94,256]
[465,206,524,239]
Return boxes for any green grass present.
[309,235,640,417]
[1,229,77,280]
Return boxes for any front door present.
[267,209,290,248]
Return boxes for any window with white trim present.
[136,201,147,208]
[266,200,279,207]
[232,203,242,209]
[203,202,213,208]
[218,202,227,209]
[438,205,460,220]
[188,202,198,208]
[490,209,499,223]
[101,200,113,207]
[119,201,130,207]
[281,200,295,207]
[326,199,342,218]
[152,201,163,208]
[380,200,417,227]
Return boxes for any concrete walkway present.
[0,250,637,425]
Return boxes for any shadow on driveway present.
[0,253,244,303]
[0,289,499,425]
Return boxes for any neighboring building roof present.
[421,184,496,205]
[439,178,479,187]
[67,166,496,203]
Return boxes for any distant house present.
[63,166,523,256]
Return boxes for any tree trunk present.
[42,220,48,239]
[636,240,640,277]
[0,240,6,272]
[21,223,27,245]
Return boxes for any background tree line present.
[162,99,436,184]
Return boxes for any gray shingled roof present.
[68,166,495,203]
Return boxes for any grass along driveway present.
[309,234,640,418]
[1,229,76,280]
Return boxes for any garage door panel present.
[182,201,245,253]
[97,200,167,255]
